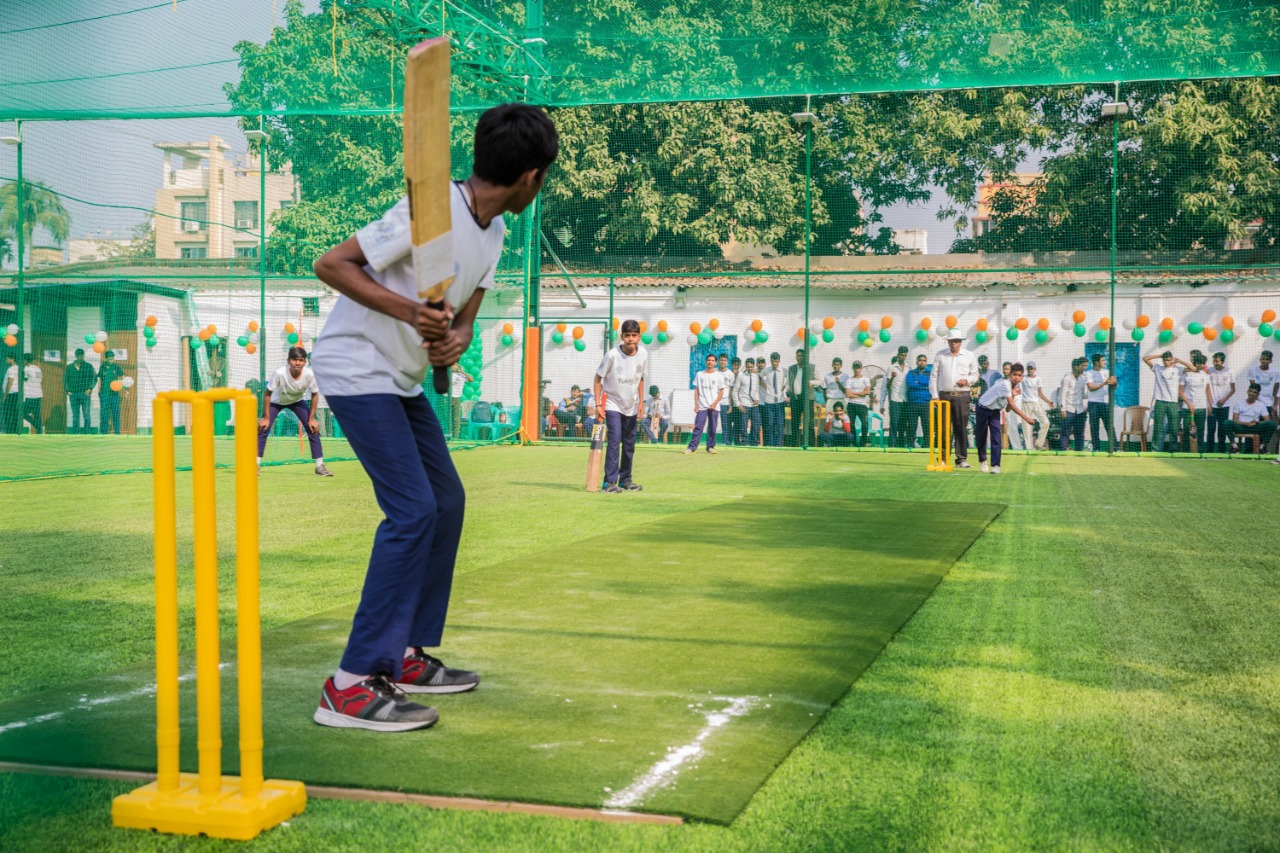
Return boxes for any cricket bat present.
[585,394,607,492]
[404,37,456,395]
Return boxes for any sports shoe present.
[315,463,334,477]
[979,462,989,473]
[313,674,439,732]
[1270,458,1280,465]
[602,482,623,493]
[956,460,972,469]
[683,448,695,455]
[991,465,1001,474]
[621,482,643,491]
[397,649,481,694]
[707,448,718,455]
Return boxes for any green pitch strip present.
[0,497,1001,823]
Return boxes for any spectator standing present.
[65,348,96,434]
[644,385,670,443]
[786,348,817,447]
[22,353,44,434]
[97,350,124,435]
[2,353,19,434]
[1144,350,1192,452]
[1083,352,1117,452]
[884,347,910,448]
[976,355,999,395]
[448,363,473,438]
[846,361,872,446]
[929,330,978,468]
[733,358,761,446]
[1179,353,1210,452]
[684,353,724,454]
[759,352,787,447]
[1057,357,1087,451]
[821,357,850,414]
[1015,361,1054,450]
[1206,351,1235,453]
[904,354,932,448]
[717,353,733,446]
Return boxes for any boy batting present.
[310,102,558,732]
[593,319,648,492]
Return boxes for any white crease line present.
[603,696,758,810]
[0,665,223,737]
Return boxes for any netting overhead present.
[2,0,1280,119]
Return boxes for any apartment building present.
[153,135,297,260]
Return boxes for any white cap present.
[1026,360,1037,369]
[946,329,964,340]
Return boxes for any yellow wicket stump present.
[112,389,306,841]
[926,399,953,472]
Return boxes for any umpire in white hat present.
[928,328,979,467]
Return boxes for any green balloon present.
[1259,322,1274,337]
[1092,330,1106,342]
[878,329,891,343]
[189,338,202,350]
[857,330,870,343]
[1131,327,1145,341]
[1273,327,1280,341]
[1187,322,1203,335]
[146,337,157,348]
[641,332,653,345]
[1220,329,1235,344]
[974,331,989,345]
[209,335,221,347]
[1006,327,1019,341]
[658,331,670,344]
[822,329,835,343]
[84,334,95,345]
[1034,330,1048,344]
[755,330,768,343]
[574,339,586,352]
[915,329,928,342]
[698,330,712,345]
[809,334,819,348]
[143,325,155,339]
[551,331,564,344]
[1158,330,1174,344]
[286,332,299,345]
[237,335,249,347]
[1073,323,1086,337]
[501,333,513,346]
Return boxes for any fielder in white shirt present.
[686,353,726,454]
[1206,352,1235,453]
[593,319,649,492]
[258,346,327,474]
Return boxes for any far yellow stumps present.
[927,398,953,472]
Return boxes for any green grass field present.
[2,446,1278,849]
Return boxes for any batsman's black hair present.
[473,104,559,186]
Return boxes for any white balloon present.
[122,376,135,388]
[713,328,724,340]
[94,330,108,342]
[687,334,698,346]
[5,323,16,335]
[1247,315,1260,328]
[248,332,259,344]
[1122,319,1134,330]
[936,326,949,338]
[1060,317,1074,331]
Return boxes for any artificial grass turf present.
[0,495,1000,823]
[3,447,1280,849]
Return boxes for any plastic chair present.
[1119,406,1149,452]
[868,410,886,448]
[466,401,496,441]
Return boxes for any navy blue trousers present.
[603,410,637,485]
[975,405,1002,466]
[326,393,465,679]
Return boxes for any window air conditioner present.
[183,221,201,233]
[236,219,257,229]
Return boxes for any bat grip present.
[428,298,451,395]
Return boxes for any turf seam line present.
[0,762,684,825]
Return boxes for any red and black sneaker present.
[397,649,481,694]
[313,674,439,732]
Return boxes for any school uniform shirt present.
[1207,366,1234,407]
[759,366,787,404]
[693,370,726,411]
[930,348,978,396]
[647,395,671,419]
[1084,368,1110,403]
[268,365,319,407]
[978,377,1014,411]
[717,368,733,406]
[3,364,17,394]
[1150,363,1183,403]
[732,371,760,408]
[979,368,1001,391]
[887,361,909,404]
[1181,370,1209,410]
[1020,374,1046,410]
[846,375,871,406]
[23,364,42,400]
[595,345,650,417]
[822,371,850,405]
[1232,399,1269,423]
[1245,365,1280,407]
[313,185,503,397]
[449,368,467,399]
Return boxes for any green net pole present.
[1108,83,1120,454]
[258,116,268,413]
[14,120,23,404]
[801,109,813,449]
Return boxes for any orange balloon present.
[144,315,158,327]
[1263,309,1277,324]
[198,329,212,341]
[1099,317,1111,331]
[502,323,514,335]
[612,317,620,330]
[689,322,702,335]
[1015,318,1029,331]
[1203,327,1218,341]
[283,322,295,335]
[246,343,257,355]
[248,321,259,332]
[708,318,720,331]
[881,316,893,329]
[945,315,958,329]
[976,318,989,332]
[750,319,762,333]
[206,324,218,335]
[1135,315,1150,328]
[1072,310,1086,324]
[556,323,567,333]
[638,321,648,333]
[92,342,106,354]
[657,320,669,332]
[1159,317,1174,330]
[572,326,585,340]
[822,317,835,330]
[110,380,123,392]
[1036,317,1049,331]
[1221,315,1234,330]
[797,327,808,339]
[920,317,933,330]
[857,319,870,332]
[2,334,15,347]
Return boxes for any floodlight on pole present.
[243,129,268,144]
[0,136,20,146]
[1100,102,1129,118]
[790,112,820,127]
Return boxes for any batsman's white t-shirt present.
[595,345,649,417]
[268,365,318,407]
[313,186,504,397]
[693,369,725,411]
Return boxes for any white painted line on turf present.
[603,695,758,810]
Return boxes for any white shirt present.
[732,371,759,407]
[978,377,1014,410]
[1233,399,1269,423]
[1151,363,1183,403]
[717,368,733,406]
[23,364,42,399]
[313,187,503,397]
[693,370,725,410]
[268,365,318,407]
[822,371,849,404]
[846,375,871,406]
[596,345,649,417]
[3,364,16,395]
[647,395,670,419]
[1180,370,1209,409]
[449,368,467,398]
[1206,366,1233,406]
[930,348,979,396]
[759,366,787,404]
[1083,368,1110,403]
[1020,374,1045,409]
[1245,365,1280,407]
[1058,372,1085,414]
[887,361,908,403]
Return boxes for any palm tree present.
[0,180,71,269]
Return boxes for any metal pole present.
[258,117,267,414]
[1108,82,1119,454]
[801,107,813,449]
[14,121,24,406]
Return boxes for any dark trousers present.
[2,393,18,434]
[1208,406,1231,453]
[1180,408,1207,452]
[258,399,323,459]
[788,399,811,447]
[99,393,121,435]
[850,403,870,447]
[448,396,462,438]
[888,400,908,448]
[1087,401,1113,451]
[687,408,718,451]
[905,401,928,448]
[819,430,853,447]
[718,405,732,444]
[603,410,637,485]
[1228,420,1277,452]
[762,403,785,446]
[326,393,465,679]
[975,405,1002,466]
[742,406,761,445]
[1152,400,1178,452]
[1059,410,1085,451]
[69,392,92,433]
[22,399,43,434]
[943,392,971,462]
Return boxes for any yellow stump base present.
[112,773,307,841]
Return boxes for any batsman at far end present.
[593,319,649,493]
[309,103,558,732]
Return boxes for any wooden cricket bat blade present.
[585,394,607,492]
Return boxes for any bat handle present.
[427,298,452,395]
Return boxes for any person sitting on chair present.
[1229,383,1275,454]
[819,402,854,447]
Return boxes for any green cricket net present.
[1,2,1278,478]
